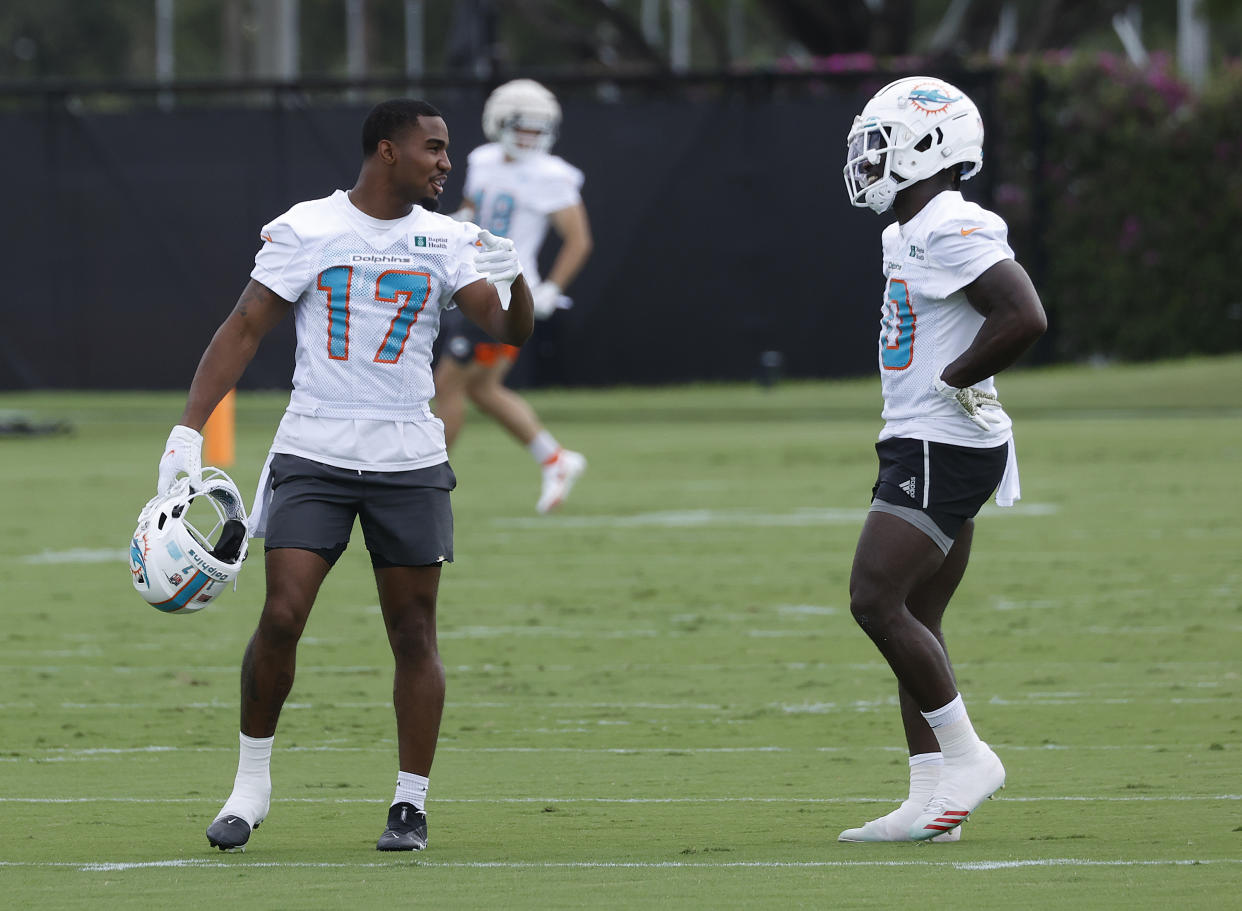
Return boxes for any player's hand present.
[531,281,561,320]
[933,378,1002,431]
[157,424,203,495]
[474,230,522,285]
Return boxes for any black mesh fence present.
[0,71,999,390]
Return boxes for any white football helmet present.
[129,468,249,615]
[482,79,561,161]
[844,76,984,213]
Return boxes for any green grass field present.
[1,356,1240,910]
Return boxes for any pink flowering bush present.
[993,52,1242,360]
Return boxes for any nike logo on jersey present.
[262,233,274,243]
[959,226,981,236]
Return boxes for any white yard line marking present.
[7,685,1230,713]
[0,857,1236,872]
[2,795,1238,805]
[13,504,1057,565]
[490,504,1058,530]
[4,742,1238,762]
[17,548,129,565]
[0,659,1230,674]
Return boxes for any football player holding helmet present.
[130,467,249,614]
[844,76,984,214]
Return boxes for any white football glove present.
[933,378,1003,431]
[474,230,522,284]
[157,424,203,495]
[531,281,561,320]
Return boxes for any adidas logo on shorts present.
[899,477,917,499]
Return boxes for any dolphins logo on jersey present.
[907,83,963,115]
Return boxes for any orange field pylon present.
[203,388,236,467]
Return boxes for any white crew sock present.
[393,771,429,812]
[921,694,982,760]
[528,430,561,465]
[216,732,273,825]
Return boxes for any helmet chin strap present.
[865,178,898,214]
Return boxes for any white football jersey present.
[876,190,1015,447]
[463,143,584,285]
[250,190,485,470]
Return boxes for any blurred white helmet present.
[129,468,249,615]
[844,76,984,213]
[482,79,561,161]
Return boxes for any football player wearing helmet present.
[435,78,592,514]
[835,78,1047,844]
[154,99,533,853]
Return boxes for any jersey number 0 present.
[318,267,432,364]
[882,279,916,370]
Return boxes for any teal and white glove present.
[474,230,522,285]
[933,378,1002,431]
[157,424,202,494]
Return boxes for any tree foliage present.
[993,53,1242,360]
[4,0,1242,82]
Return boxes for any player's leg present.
[840,520,976,844]
[839,512,959,843]
[207,456,354,851]
[207,548,335,851]
[374,563,443,851]
[464,352,586,513]
[358,463,455,851]
[433,310,486,450]
[849,511,958,709]
[376,565,445,774]
[432,356,471,450]
[464,353,540,443]
[841,438,1006,843]
[242,549,337,735]
[899,518,974,755]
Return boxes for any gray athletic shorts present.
[264,454,456,568]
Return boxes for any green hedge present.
[992,53,1242,361]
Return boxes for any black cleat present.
[206,815,259,851]
[376,802,427,851]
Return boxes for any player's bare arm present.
[453,275,534,347]
[941,259,1047,388]
[178,280,292,429]
[545,202,594,290]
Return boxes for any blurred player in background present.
[836,77,1046,843]
[436,79,593,514]
[154,99,533,853]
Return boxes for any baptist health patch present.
[412,235,449,251]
